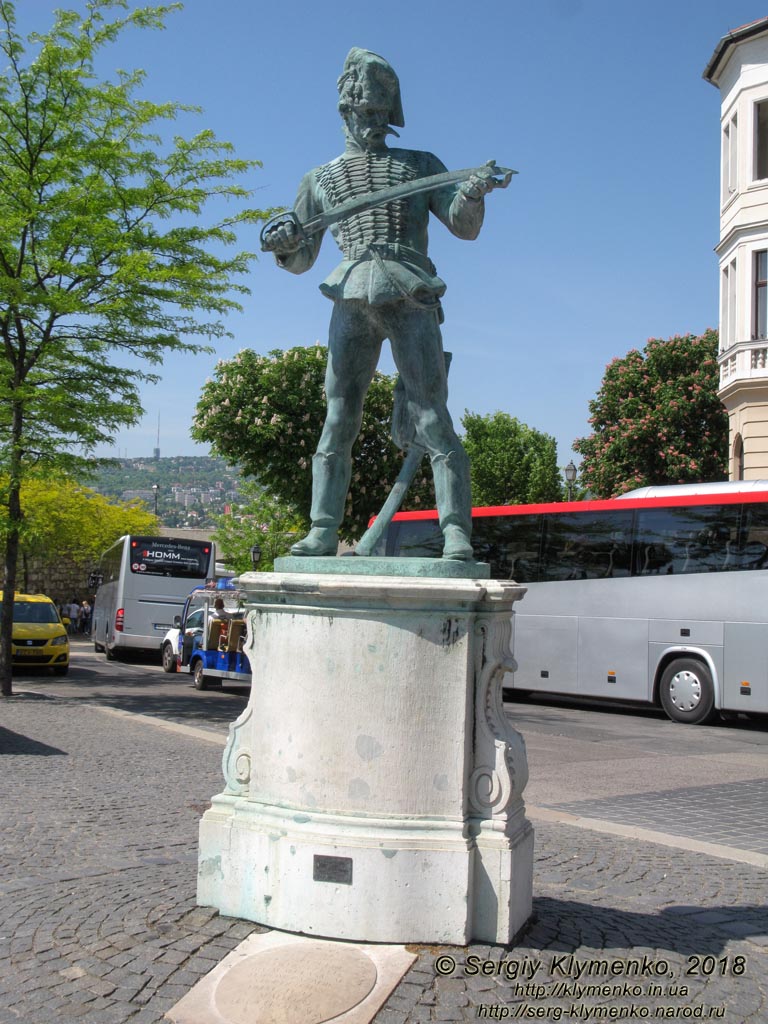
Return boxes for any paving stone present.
[404,1007,432,1022]
[2,686,767,1024]
[373,1010,408,1024]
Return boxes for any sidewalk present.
[1,687,766,1024]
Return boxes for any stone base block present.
[197,570,533,945]
[200,802,486,944]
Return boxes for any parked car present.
[0,591,69,675]
[161,582,251,690]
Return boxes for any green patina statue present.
[261,48,511,559]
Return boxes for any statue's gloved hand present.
[261,217,304,255]
[459,168,498,201]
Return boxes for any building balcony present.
[719,338,768,389]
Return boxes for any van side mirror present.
[173,615,181,629]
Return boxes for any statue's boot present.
[431,449,474,561]
[291,452,351,557]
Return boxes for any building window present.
[756,101,768,180]
[721,259,737,350]
[754,251,768,340]
[723,114,738,200]
[734,435,745,481]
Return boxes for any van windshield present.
[0,601,61,624]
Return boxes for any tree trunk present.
[0,407,24,697]
[0,496,20,697]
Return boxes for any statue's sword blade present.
[259,161,515,250]
[302,161,516,237]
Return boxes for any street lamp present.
[250,543,262,570]
[152,483,159,516]
[564,461,577,503]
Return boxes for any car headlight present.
[50,635,68,646]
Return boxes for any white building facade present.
[705,19,768,479]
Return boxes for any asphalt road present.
[14,638,251,735]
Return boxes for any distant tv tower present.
[153,412,160,460]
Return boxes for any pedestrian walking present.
[67,598,80,635]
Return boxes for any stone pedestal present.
[197,566,533,945]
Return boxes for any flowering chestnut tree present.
[192,345,435,541]
[573,330,728,498]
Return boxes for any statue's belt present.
[343,242,437,275]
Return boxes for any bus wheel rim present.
[669,669,702,711]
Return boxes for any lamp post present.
[250,543,262,570]
[564,461,577,503]
[152,483,159,517]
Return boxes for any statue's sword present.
[260,160,516,250]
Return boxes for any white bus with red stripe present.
[376,481,768,724]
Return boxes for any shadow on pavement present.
[78,691,248,728]
[527,896,768,954]
[0,725,67,756]
[57,667,177,686]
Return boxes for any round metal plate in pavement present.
[213,941,378,1024]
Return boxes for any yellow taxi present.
[1,592,69,675]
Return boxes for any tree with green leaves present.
[1,475,158,592]
[193,345,435,542]
[573,330,728,498]
[460,411,563,506]
[211,482,304,574]
[193,345,569,545]
[0,1,268,694]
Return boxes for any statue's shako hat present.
[337,47,404,128]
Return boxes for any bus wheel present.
[192,660,208,691]
[161,643,176,674]
[659,658,717,725]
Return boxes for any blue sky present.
[17,1,768,472]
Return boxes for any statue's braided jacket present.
[277,148,485,310]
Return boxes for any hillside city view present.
[88,455,244,529]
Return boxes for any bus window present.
[728,505,768,569]
[389,519,443,558]
[101,542,123,584]
[634,504,740,575]
[473,514,543,581]
[540,510,633,582]
[128,537,212,578]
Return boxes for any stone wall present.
[18,555,98,605]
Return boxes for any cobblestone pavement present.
[1,688,766,1024]
[549,776,768,854]
[390,837,767,1023]
[0,693,263,1024]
